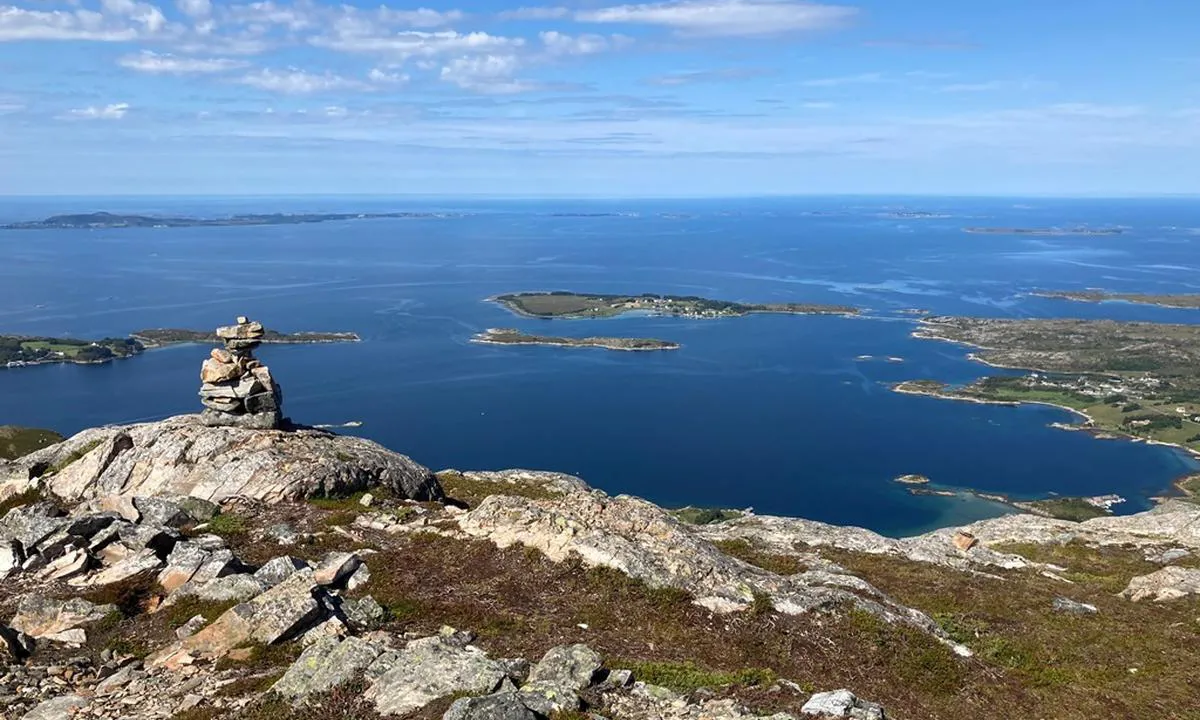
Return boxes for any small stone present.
[801,689,886,719]
[313,552,362,588]
[175,615,208,640]
[254,556,310,589]
[951,531,978,552]
[359,493,374,508]
[210,348,234,363]
[200,358,242,384]
[1052,597,1098,615]
[266,524,299,545]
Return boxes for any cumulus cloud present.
[367,67,410,84]
[64,102,130,119]
[539,31,627,56]
[118,50,246,73]
[0,6,140,41]
[576,0,857,37]
[440,54,543,94]
[238,68,366,94]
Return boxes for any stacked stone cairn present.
[197,316,284,429]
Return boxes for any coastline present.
[470,330,680,352]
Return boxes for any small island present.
[471,328,679,352]
[3,211,462,230]
[894,474,931,485]
[962,226,1125,236]
[492,292,859,320]
[1034,290,1200,309]
[2,328,359,368]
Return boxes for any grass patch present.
[672,507,744,525]
[214,642,301,674]
[713,539,807,576]
[205,513,249,538]
[0,425,63,460]
[81,571,161,617]
[0,486,46,516]
[164,596,239,628]
[47,438,102,474]
[617,660,776,693]
[1020,498,1109,522]
[436,470,565,507]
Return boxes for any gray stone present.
[72,547,162,587]
[9,595,116,639]
[346,562,371,591]
[801,689,885,719]
[341,595,387,631]
[14,415,442,504]
[171,573,267,604]
[445,693,541,720]
[273,635,384,701]
[1121,566,1200,602]
[254,556,310,588]
[132,497,193,528]
[21,694,88,720]
[313,551,362,588]
[527,644,603,694]
[244,391,280,414]
[175,497,220,522]
[267,523,300,544]
[1,503,68,550]
[158,542,211,593]
[198,408,282,430]
[190,548,237,584]
[175,614,208,639]
[115,523,179,554]
[1051,597,1098,615]
[366,635,509,716]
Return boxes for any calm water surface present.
[2,196,1198,536]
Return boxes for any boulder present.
[313,551,362,588]
[72,547,162,587]
[520,644,602,711]
[133,497,195,528]
[21,694,89,720]
[13,415,443,504]
[365,634,509,716]
[9,595,116,638]
[801,689,885,719]
[254,556,310,588]
[340,595,387,631]
[1121,566,1200,602]
[158,542,212,592]
[1,502,68,550]
[272,635,384,701]
[148,568,322,669]
[200,358,241,384]
[445,693,541,720]
[170,574,267,604]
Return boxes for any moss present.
[47,438,102,474]
[0,486,46,516]
[714,539,807,576]
[436,470,564,507]
[214,642,301,674]
[205,513,249,538]
[618,660,776,693]
[164,597,239,628]
[672,507,744,525]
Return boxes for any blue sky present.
[1,0,1198,196]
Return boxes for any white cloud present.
[800,72,882,87]
[440,54,543,94]
[539,30,626,56]
[803,101,835,109]
[118,50,246,74]
[0,101,24,115]
[1047,103,1143,119]
[176,0,211,18]
[576,0,857,37]
[221,1,315,31]
[324,105,348,117]
[314,28,524,60]
[238,68,366,94]
[498,7,571,20]
[0,6,139,41]
[64,103,130,119]
[100,0,168,33]
[368,67,410,84]
[377,7,465,28]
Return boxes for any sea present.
[1,195,1198,537]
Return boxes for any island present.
[471,328,679,352]
[492,292,859,320]
[962,226,1126,236]
[896,316,1200,455]
[893,474,931,485]
[881,211,953,219]
[2,211,463,230]
[2,328,359,368]
[1034,290,1200,309]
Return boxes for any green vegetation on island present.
[1014,497,1113,522]
[0,426,65,460]
[471,328,679,352]
[3,211,463,230]
[493,291,859,319]
[2,328,358,368]
[962,226,1125,236]
[898,316,1200,454]
[1034,290,1200,309]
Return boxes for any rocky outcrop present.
[2,414,441,505]
[1121,566,1200,602]
[801,689,886,719]
[458,489,968,654]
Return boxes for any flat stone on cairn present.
[198,317,284,429]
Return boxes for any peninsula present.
[471,328,679,352]
[962,226,1125,236]
[1034,290,1200,309]
[897,316,1200,454]
[3,210,462,230]
[2,328,358,368]
[493,291,859,319]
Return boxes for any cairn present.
[197,316,284,429]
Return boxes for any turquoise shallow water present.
[1,195,1198,536]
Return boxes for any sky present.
[1,0,1198,197]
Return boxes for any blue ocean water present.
[1,195,1198,536]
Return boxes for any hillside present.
[0,417,1197,720]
